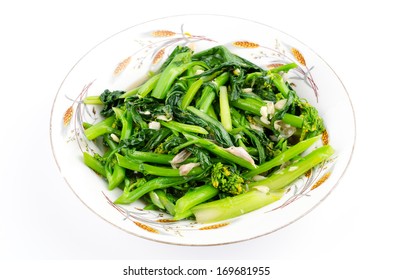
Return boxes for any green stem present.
[151,51,204,99]
[149,191,165,209]
[219,86,232,131]
[83,152,105,176]
[244,135,320,178]
[171,139,199,154]
[198,87,216,113]
[191,189,285,223]
[183,134,256,170]
[129,106,148,129]
[206,104,218,120]
[155,189,176,216]
[103,134,118,151]
[231,98,304,128]
[282,113,303,128]
[119,86,141,99]
[84,116,119,140]
[174,184,219,219]
[180,78,204,110]
[116,153,204,177]
[269,62,298,73]
[113,107,133,140]
[82,122,92,129]
[197,72,229,113]
[115,177,188,204]
[107,164,126,190]
[172,209,193,220]
[159,120,208,135]
[123,150,174,164]
[137,73,161,98]
[231,97,263,116]
[269,73,290,98]
[83,96,103,105]
[187,106,234,147]
[248,145,334,191]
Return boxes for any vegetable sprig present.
[82,45,332,223]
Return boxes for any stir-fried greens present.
[82,45,333,223]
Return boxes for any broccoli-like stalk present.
[211,162,245,195]
[296,100,325,141]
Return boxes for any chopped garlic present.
[242,88,253,93]
[275,99,287,110]
[224,146,255,166]
[252,175,266,181]
[260,116,270,125]
[260,106,268,119]
[260,101,275,124]
[233,68,241,76]
[195,69,205,75]
[273,120,296,138]
[110,133,120,143]
[148,121,161,130]
[156,115,172,122]
[170,150,192,169]
[139,110,151,115]
[179,163,200,176]
[274,120,282,131]
[254,186,270,194]
[250,123,264,132]
[289,166,298,172]
[266,101,275,116]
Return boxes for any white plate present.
[50,14,355,245]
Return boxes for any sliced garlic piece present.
[179,163,200,176]
[170,150,192,169]
[242,88,253,93]
[260,116,270,125]
[273,120,296,138]
[266,101,275,116]
[275,99,287,110]
[225,146,255,166]
[148,121,161,130]
[254,185,270,194]
[260,106,268,119]
[156,115,172,122]
[110,133,120,143]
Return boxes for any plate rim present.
[49,13,357,246]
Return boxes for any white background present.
[1,0,391,278]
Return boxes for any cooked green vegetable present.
[115,177,188,204]
[244,135,320,179]
[192,145,334,223]
[81,45,333,224]
[174,184,219,220]
[151,47,206,99]
[248,145,334,190]
[210,162,245,195]
[192,189,285,224]
[84,115,118,140]
[116,153,203,177]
